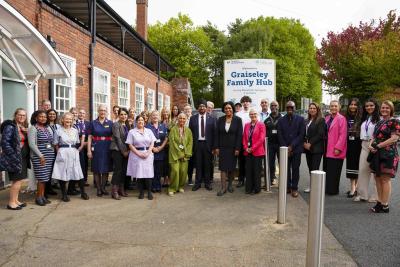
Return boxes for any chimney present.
[136,0,148,40]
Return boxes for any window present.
[118,77,130,109]
[53,54,76,115]
[135,83,144,113]
[147,89,155,111]
[93,67,110,119]
[164,95,171,109]
[158,92,163,110]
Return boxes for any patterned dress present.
[373,118,400,177]
[31,126,55,182]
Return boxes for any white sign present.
[224,59,276,109]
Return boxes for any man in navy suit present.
[277,101,305,197]
[190,99,217,191]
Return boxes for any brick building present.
[1,0,191,120]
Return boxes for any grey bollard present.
[277,146,288,224]
[264,137,271,192]
[306,170,326,267]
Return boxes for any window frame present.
[118,76,130,109]
[93,67,111,119]
[53,53,76,115]
[135,83,145,113]
[157,92,164,110]
[147,88,155,112]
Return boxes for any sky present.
[104,0,399,45]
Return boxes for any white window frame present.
[93,67,111,119]
[118,77,130,109]
[164,95,171,109]
[157,92,164,110]
[147,88,155,111]
[135,83,145,113]
[53,53,76,115]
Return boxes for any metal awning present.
[0,0,70,88]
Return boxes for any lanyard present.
[364,117,371,134]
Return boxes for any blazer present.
[215,115,243,150]
[109,121,129,153]
[277,114,305,154]
[168,125,193,163]
[304,118,326,154]
[189,113,216,153]
[242,121,266,156]
[325,113,347,159]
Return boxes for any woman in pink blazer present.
[324,100,347,195]
[242,109,266,194]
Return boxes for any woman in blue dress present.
[87,104,113,197]
[146,110,168,192]
[28,110,55,206]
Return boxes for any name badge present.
[248,142,251,147]
[46,144,52,149]
[349,136,355,141]
[159,131,164,133]
[104,125,109,128]
[91,147,95,152]
[272,130,277,134]
[156,139,161,143]
[179,144,184,150]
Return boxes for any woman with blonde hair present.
[52,113,88,201]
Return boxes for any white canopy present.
[0,0,70,85]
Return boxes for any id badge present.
[159,131,164,133]
[156,139,161,143]
[272,130,277,134]
[349,136,355,141]
[46,144,52,149]
[91,147,95,152]
[104,125,109,128]
[179,144,184,150]
[247,142,251,147]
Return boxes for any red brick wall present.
[6,0,174,116]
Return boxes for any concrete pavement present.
[0,175,356,267]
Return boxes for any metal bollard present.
[306,170,326,267]
[264,137,271,192]
[277,146,288,224]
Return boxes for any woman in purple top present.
[126,115,156,200]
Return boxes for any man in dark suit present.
[190,99,217,191]
[277,101,305,197]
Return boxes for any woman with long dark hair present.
[345,98,362,198]
[1,108,30,210]
[303,103,326,193]
[354,98,380,202]
[171,105,180,126]
[28,110,55,206]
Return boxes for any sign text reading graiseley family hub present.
[224,59,276,109]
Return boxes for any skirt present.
[218,147,237,172]
[346,138,361,179]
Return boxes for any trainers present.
[304,188,310,193]
[179,188,184,193]
[272,179,277,185]
[168,192,174,196]
[353,196,367,202]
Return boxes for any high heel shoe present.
[370,202,382,213]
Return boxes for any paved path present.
[0,174,356,266]
[298,154,400,267]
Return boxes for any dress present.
[216,115,242,171]
[346,115,361,179]
[30,126,55,182]
[126,127,156,178]
[88,119,113,173]
[52,127,83,181]
[373,118,400,178]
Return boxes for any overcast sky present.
[105,0,398,45]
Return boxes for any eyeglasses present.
[261,101,267,104]
[286,106,294,109]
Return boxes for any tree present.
[317,11,400,101]
[225,17,322,107]
[148,14,214,102]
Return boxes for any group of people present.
[1,96,399,214]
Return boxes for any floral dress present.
[373,118,400,177]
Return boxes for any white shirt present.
[198,114,207,140]
[237,110,251,132]
[259,111,269,122]
[360,117,375,141]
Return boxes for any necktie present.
[201,115,205,138]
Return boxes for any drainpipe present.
[89,0,96,119]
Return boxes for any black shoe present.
[227,185,234,193]
[236,181,244,188]
[370,202,382,213]
[382,205,390,213]
[192,184,201,191]
[7,205,22,210]
[101,189,109,196]
[148,192,153,200]
[205,185,213,191]
[81,193,89,200]
[84,182,90,187]
[18,202,27,208]
[347,190,357,198]
[138,191,144,199]
[61,194,70,202]
[97,190,103,197]
[35,197,46,206]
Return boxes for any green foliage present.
[317,11,400,101]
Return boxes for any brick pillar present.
[136,0,148,40]
[172,78,191,110]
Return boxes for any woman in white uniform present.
[52,112,89,202]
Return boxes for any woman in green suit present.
[168,113,193,196]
